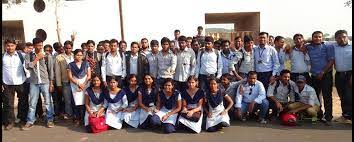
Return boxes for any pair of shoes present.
[47,121,55,128]
[5,123,14,130]
[259,118,267,124]
[21,123,34,131]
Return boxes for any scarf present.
[160,90,179,110]
[123,87,139,104]
[181,89,204,104]
[206,90,223,108]
[104,89,126,104]
[69,61,88,78]
[140,87,158,107]
[86,87,105,105]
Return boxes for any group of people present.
[2,26,352,134]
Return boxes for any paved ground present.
[3,87,352,142]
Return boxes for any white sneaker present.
[15,118,21,124]
[259,119,267,124]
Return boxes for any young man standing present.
[274,36,286,72]
[22,38,55,130]
[125,42,150,85]
[146,40,159,78]
[220,40,236,75]
[193,26,205,47]
[306,31,334,125]
[174,36,196,92]
[140,38,150,56]
[2,39,28,130]
[156,37,177,89]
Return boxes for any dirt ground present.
[3,87,352,142]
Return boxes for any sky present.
[3,0,352,48]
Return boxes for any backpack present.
[2,51,26,75]
[199,48,219,73]
[273,80,300,101]
[88,116,108,133]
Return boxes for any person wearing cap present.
[287,75,320,124]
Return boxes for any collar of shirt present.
[4,51,19,56]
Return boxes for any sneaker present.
[241,117,247,122]
[63,114,70,120]
[259,118,267,124]
[21,123,33,131]
[335,116,351,123]
[5,123,14,130]
[15,118,21,124]
[47,121,55,128]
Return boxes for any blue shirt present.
[306,43,334,75]
[333,42,352,72]
[235,80,266,108]
[254,45,280,76]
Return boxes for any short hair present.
[269,35,274,39]
[103,40,110,44]
[25,42,33,47]
[197,26,203,30]
[53,42,63,51]
[274,36,284,42]
[4,39,16,45]
[259,32,269,37]
[81,43,87,48]
[244,35,254,43]
[293,33,304,40]
[205,36,214,43]
[64,40,73,47]
[187,37,193,41]
[214,40,221,45]
[73,49,83,56]
[160,37,170,44]
[191,39,199,45]
[130,41,139,47]
[44,44,53,50]
[32,37,43,45]
[109,39,119,45]
[119,40,127,46]
[221,40,230,46]
[312,31,323,37]
[208,76,218,84]
[234,36,242,41]
[178,35,187,42]
[150,40,159,46]
[221,73,232,81]
[174,29,180,33]
[335,30,348,38]
[141,38,148,42]
[86,40,95,46]
[248,71,257,77]
[16,43,25,51]
[280,69,291,76]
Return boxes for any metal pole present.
[119,0,125,41]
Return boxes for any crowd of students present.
[2,26,352,134]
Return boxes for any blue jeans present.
[27,84,54,124]
[240,99,269,119]
[62,82,73,117]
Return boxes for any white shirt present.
[129,54,138,75]
[36,53,42,84]
[174,48,196,82]
[2,52,26,85]
[101,52,126,82]
[267,80,296,103]
[238,48,255,74]
[286,47,310,73]
[294,84,320,106]
[157,51,177,79]
[195,48,223,78]
[235,80,266,108]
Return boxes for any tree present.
[345,0,352,8]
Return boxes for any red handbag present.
[89,116,108,133]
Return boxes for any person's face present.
[56,46,64,54]
[129,77,137,86]
[209,80,218,92]
[87,43,95,52]
[119,43,127,52]
[274,39,285,48]
[74,51,84,61]
[34,42,44,53]
[109,79,118,89]
[269,37,274,45]
[144,75,153,86]
[234,38,242,49]
[294,36,304,47]
[110,42,118,52]
[205,41,213,50]
[192,42,200,51]
[280,73,290,84]
[187,39,192,48]
[247,74,257,84]
[336,33,349,46]
[244,41,254,50]
[44,47,52,55]
[27,45,34,53]
[5,43,16,54]
[213,43,220,50]
[174,32,180,39]
[221,42,230,51]
[141,39,149,49]
[258,34,268,46]
[198,28,203,34]
[163,82,174,93]
[81,45,87,52]
[64,44,73,54]
[131,44,139,54]
[162,42,170,52]
[296,81,305,89]
[97,45,105,54]
[187,79,197,89]
[92,76,101,87]
[221,77,230,87]
[178,40,187,50]
[312,33,323,44]
[151,44,159,53]
[104,43,110,52]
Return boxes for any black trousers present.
[290,72,312,86]
[335,71,352,120]
[311,71,333,121]
[52,89,64,116]
[3,84,28,124]
[257,71,272,91]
